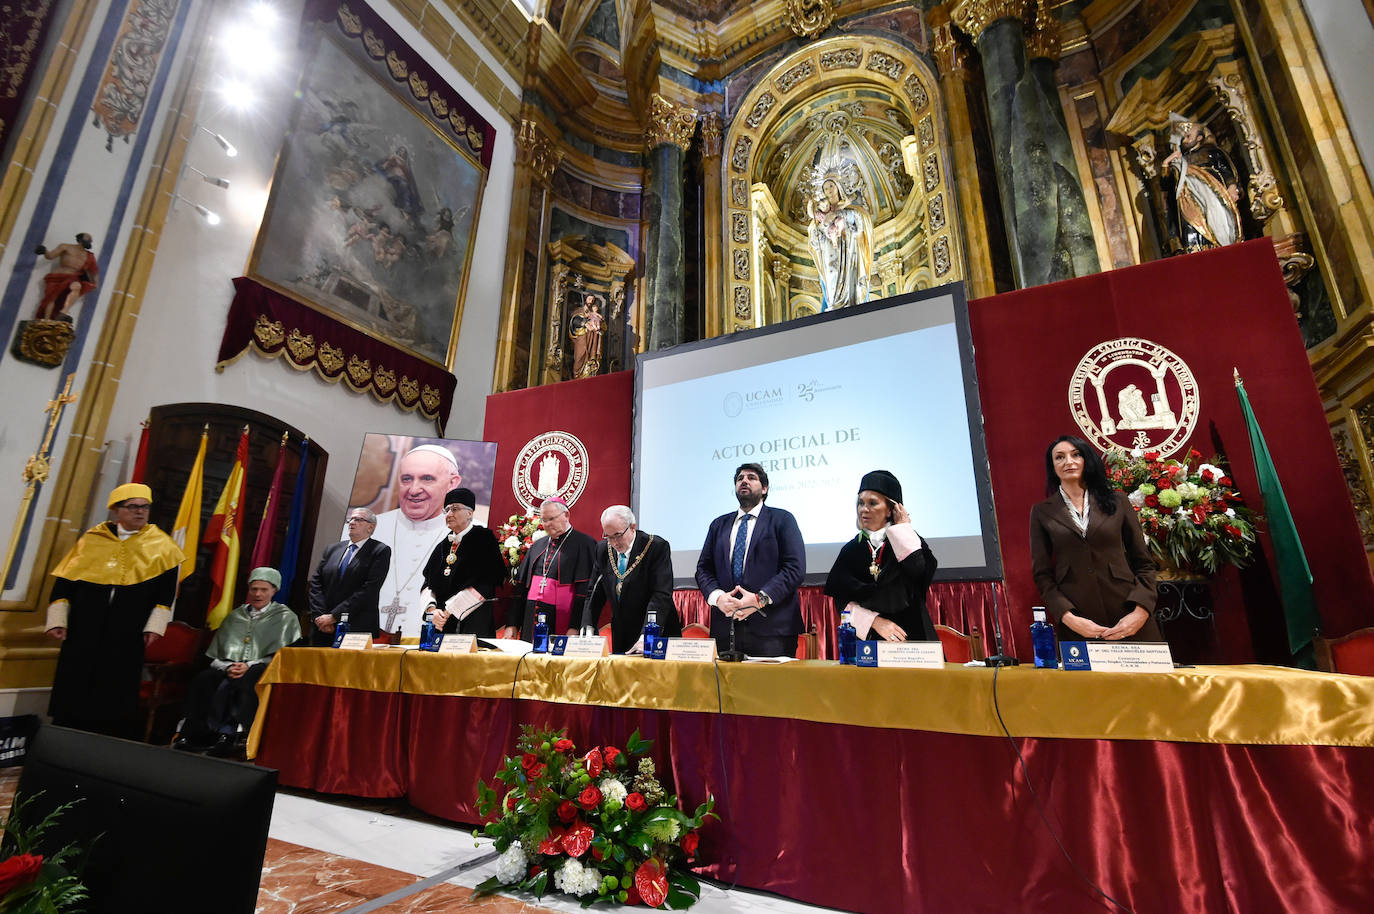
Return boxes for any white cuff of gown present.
[419,586,437,610]
[706,589,725,610]
[446,587,485,621]
[46,600,70,631]
[845,601,879,640]
[143,606,172,636]
[887,523,923,561]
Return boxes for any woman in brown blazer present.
[1029,435,1162,643]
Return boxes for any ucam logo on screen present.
[722,387,785,416]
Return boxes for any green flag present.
[1235,372,1320,666]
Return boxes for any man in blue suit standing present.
[695,463,806,657]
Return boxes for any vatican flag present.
[172,428,207,583]
[204,428,250,629]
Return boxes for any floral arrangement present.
[0,795,88,914]
[495,508,546,577]
[474,726,715,908]
[1105,447,1260,576]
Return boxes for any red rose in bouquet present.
[557,800,578,824]
[602,746,621,767]
[578,785,603,810]
[553,738,573,752]
[626,792,648,812]
[681,831,700,858]
[561,822,594,858]
[634,858,670,908]
[528,762,547,780]
[0,853,44,895]
[505,793,518,812]
[583,748,604,778]
[521,753,538,770]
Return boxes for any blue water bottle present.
[331,612,351,648]
[1031,607,1058,668]
[419,610,437,651]
[532,610,549,653]
[642,609,662,658]
[837,609,857,665]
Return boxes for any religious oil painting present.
[347,433,498,529]
[251,33,486,366]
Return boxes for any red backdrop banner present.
[483,371,633,535]
[969,240,1373,660]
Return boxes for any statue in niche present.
[569,292,605,378]
[806,177,873,311]
[1163,115,1242,254]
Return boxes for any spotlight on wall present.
[249,2,278,26]
[220,79,255,110]
[184,163,231,190]
[176,195,222,226]
[197,124,238,157]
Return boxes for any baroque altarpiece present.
[434,0,1373,561]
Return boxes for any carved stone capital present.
[701,112,723,158]
[517,119,562,186]
[787,0,835,39]
[951,0,1029,43]
[646,94,699,151]
[770,253,792,283]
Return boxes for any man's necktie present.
[339,543,357,576]
[617,552,628,574]
[731,514,752,585]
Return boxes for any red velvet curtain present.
[256,683,1374,913]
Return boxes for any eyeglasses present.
[119,503,151,512]
[443,504,470,514]
[346,516,372,524]
[602,526,629,542]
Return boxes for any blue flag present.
[277,437,310,597]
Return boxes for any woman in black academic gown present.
[419,488,507,637]
[824,470,938,642]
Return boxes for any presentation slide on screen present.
[635,287,1000,585]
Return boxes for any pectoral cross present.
[538,578,548,596]
[381,597,404,631]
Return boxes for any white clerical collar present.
[736,503,763,521]
[116,524,138,539]
[398,512,446,531]
[448,521,473,543]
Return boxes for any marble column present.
[700,113,724,340]
[952,0,1099,287]
[643,94,698,351]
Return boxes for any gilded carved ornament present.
[646,94,698,151]
[951,0,1030,43]
[1025,2,1061,62]
[701,113,723,157]
[931,22,968,75]
[518,119,561,186]
[1208,73,1283,223]
[787,0,835,40]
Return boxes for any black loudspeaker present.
[9,725,277,914]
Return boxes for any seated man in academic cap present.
[174,567,301,757]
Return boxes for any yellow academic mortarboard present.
[107,482,153,508]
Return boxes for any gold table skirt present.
[250,647,1374,756]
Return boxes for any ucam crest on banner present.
[483,372,633,536]
[968,239,1373,662]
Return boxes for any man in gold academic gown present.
[45,483,185,739]
[175,567,302,757]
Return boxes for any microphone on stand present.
[580,572,604,637]
[983,582,1019,667]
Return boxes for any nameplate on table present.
[663,638,717,662]
[554,635,609,658]
[877,641,945,668]
[1060,641,1174,672]
[337,633,373,650]
[436,634,476,654]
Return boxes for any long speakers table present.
[250,647,1374,913]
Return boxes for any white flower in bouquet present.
[532,529,547,541]
[1128,489,1146,508]
[495,841,527,884]
[1176,482,1202,501]
[554,858,601,896]
[504,535,520,549]
[1197,463,1227,483]
[598,777,627,805]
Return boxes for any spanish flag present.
[204,427,250,629]
[172,427,207,583]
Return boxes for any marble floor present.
[1,768,836,914]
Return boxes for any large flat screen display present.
[634,284,1001,586]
